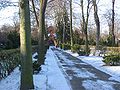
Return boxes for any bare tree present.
[111,0,115,46]
[70,0,74,51]
[31,0,39,28]
[103,10,112,35]
[81,0,91,55]
[92,0,100,50]
[38,0,48,65]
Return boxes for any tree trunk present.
[70,0,74,51]
[81,0,90,55]
[31,0,39,27]
[111,0,115,46]
[92,0,100,50]
[38,0,48,65]
[19,0,34,89]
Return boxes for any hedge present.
[0,45,38,80]
[0,49,20,80]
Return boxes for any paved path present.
[52,48,120,90]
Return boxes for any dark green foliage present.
[99,38,107,46]
[78,46,90,56]
[56,21,63,43]
[77,50,86,56]
[89,38,96,45]
[31,38,38,45]
[6,31,20,49]
[0,46,38,80]
[107,35,112,46]
[71,44,81,52]
[103,53,120,66]
[0,49,20,79]
[62,43,71,50]
[33,61,41,74]
[73,30,85,45]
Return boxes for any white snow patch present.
[0,67,20,90]
[82,80,115,90]
[65,50,120,83]
[46,47,71,90]
[54,50,75,66]
[65,50,79,57]
[72,67,97,78]
[78,56,120,82]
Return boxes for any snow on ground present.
[0,47,70,90]
[82,80,115,90]
[0,67,20,90]
[66,50,120,83]
[1,47,120,90]
[44,47,70,90]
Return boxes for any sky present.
[0,0,19,27]
[0,0,120,33]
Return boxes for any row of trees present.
[19,0,118,89]
[0,0,119,89]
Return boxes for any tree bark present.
[111,0,115,46]
[38,0,48,65]
[70,0,74,51]
[92,0,100,50]
[19,0,34,89]
[31,0,39,27]
[81,0,90,55]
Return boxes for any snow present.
[44,47,70,90]
[66,51,120,83]
[0,47,70,90]
[0,47,120,90]
[72,67,97,78]
[82,80,115,90]
[64,50,79,57]
[0,67,20,90]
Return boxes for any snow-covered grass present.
[66,50,120,83]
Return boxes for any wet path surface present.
[52,48,120,90]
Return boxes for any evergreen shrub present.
[103,53,120,66]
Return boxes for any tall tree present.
[103,10,112,35]
[31,0,39,27]
[111,0,115,46]
[70,0,74,51]
[92,0,100,50]
[19,0,34,89]
[38,0,48,65]
[81,0,90,55]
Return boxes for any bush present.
[62,43,71,50]
[33,61,41,74]
[0,49,20,79]
[103,53,120,66]
[107,47,120,53]
[77,50,86,56]
[0,46,38,79]
[77,46,90,56]
[6,31,20,49]
[71,44,81,52]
